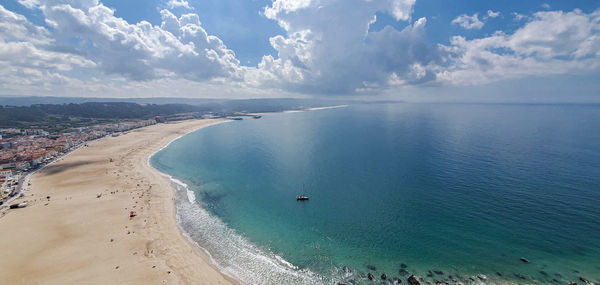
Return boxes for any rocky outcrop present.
[407,275,420,285]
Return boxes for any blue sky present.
[1,0,599,101]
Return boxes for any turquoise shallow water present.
[151,103,600,284]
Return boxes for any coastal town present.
[0,119,157,206]
[0,109,258,209]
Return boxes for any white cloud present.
[263,0,312,20]
[0,5,95,90]
[452,10,499,30]
[388,0,417,22]
[512,12,528,21]
[439,9,600,85]
[5,1,433,95]
[0,41,94,71]
[0,1,247,97]
[487,10,500,18]
[452,13,484,30]
[541,3,551,10]
[37,1,239,81]
[2,2,600,99]
[167,0,193,10]
[252,0,437,94]
[0,5,49,45]
[17,0,41,9]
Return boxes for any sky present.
[1,0,599,102]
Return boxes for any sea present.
[150,103,600,284]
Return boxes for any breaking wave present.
[168,176,326,284]
[148,124,325,284]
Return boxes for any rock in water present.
[367,273,375,280]
[342,266,352,274]
[393,277,402,284]
[367,265,377,271]
[400,263,408,269]
[381,273,387,280]
[520,257,530,263]
[399,269,409,276]
[407,275,420,285]
[433,270,444,275]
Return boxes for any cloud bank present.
[40,0,240,82]
[247,0,439,94]
[0,5,95,91]
[440,9,600,85]
[1,0,600,98]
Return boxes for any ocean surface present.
[151,103,600,284]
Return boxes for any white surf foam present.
[169,175,326,284]
[148,121,326,284]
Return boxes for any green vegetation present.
[0,97,363,133]
[0,102,204,132]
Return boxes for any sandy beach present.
[0,119,238,285]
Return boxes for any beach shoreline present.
[0,119,239,284]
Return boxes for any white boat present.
[296,185,309,201]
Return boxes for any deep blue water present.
[151,103,600,284]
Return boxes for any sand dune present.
[0,119,238,285]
